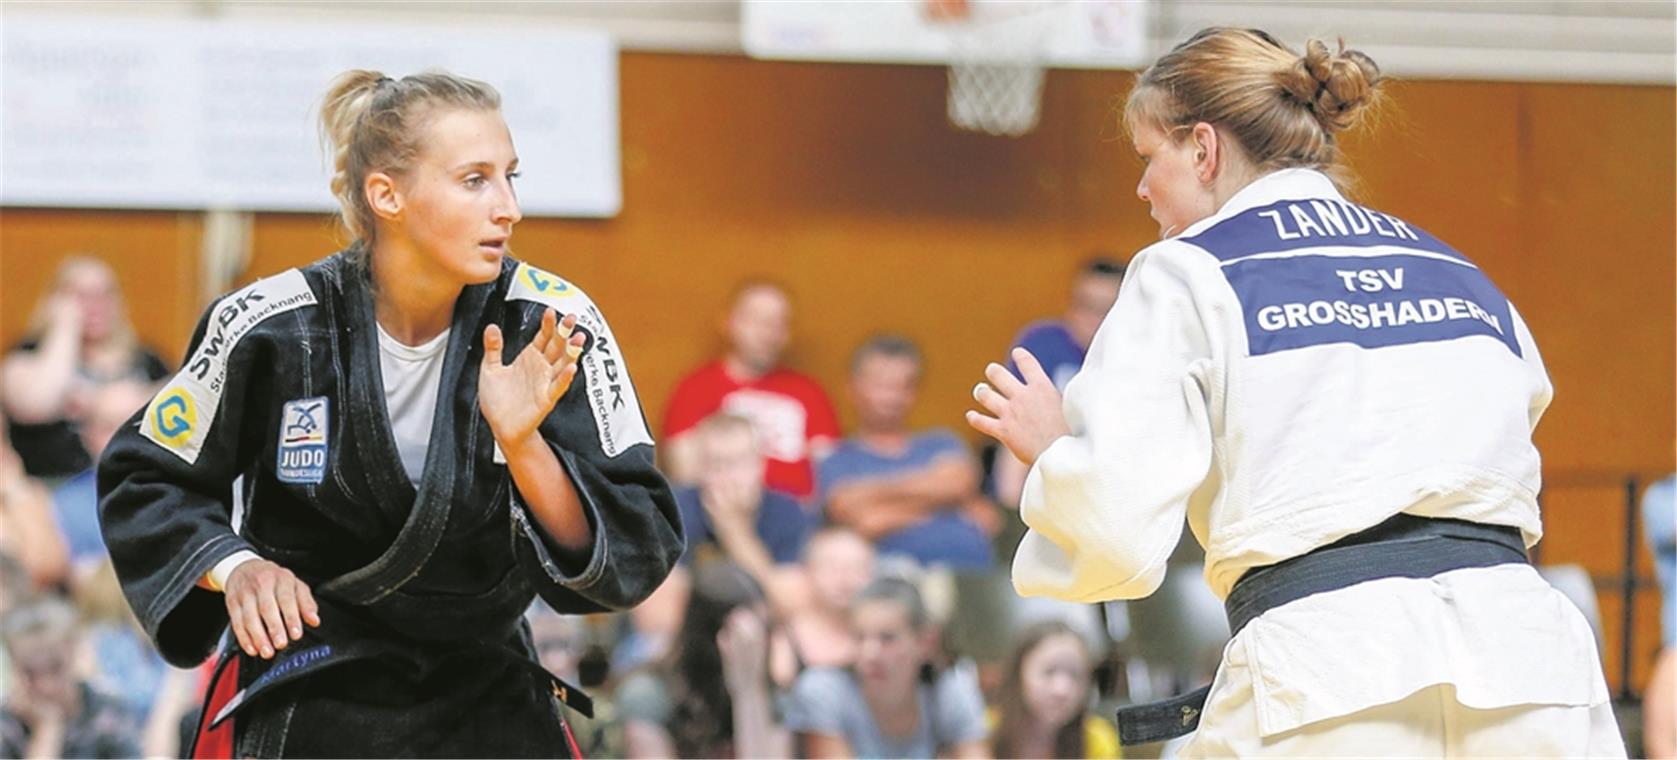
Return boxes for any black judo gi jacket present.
[98,252,684,757]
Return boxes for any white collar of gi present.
[1172,167,1347,240]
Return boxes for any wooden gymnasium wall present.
[2,54,1673,689]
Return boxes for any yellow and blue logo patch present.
[148,389,197,448]
[519,264,572,297]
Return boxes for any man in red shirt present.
[662,282,840,500]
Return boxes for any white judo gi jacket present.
[1014,168,1618,750]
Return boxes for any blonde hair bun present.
[1282,38,1382,134]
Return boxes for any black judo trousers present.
[97,251,685,758]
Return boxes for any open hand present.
[225,559,320,660]
[965,348,1070,466]
[479,308,587,447]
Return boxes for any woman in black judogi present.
[97,70,684,758]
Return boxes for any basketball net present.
[929,0,1059,137]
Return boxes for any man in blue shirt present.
[819,335,996,571]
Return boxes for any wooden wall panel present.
[0,209,201,365]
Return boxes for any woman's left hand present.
[479,308,587,447]
[965,347,1070,467]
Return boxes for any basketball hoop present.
[931,0,1060,137]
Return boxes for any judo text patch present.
[277,396,329,484]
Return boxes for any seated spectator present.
[619,561,792,759]
[992,257,1124,509]
[0,593,141,758]
[0,418,67,589]
[3,256,170,478]
[677,413,811,586]
[820,335,996,571]
[52,379,154,578]
[988,622,1118,759]
[620,412,813,673]
[785,576,988,759]
[786,527,876,671]
[662,281,840,499]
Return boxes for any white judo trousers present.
[1179,566,1627,759]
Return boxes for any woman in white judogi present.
[968,27,1625,758]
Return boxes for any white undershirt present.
[207,323,451,590]
[375,323,451,485]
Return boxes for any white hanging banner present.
[1,13,621,217]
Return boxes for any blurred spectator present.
[662,281,840,499]
[0,593,141,759]
[992,257,1125,509]
[819,335,996,571]
[787,527,876,670]
[2,256,169,479]
[0,418,68,589]
[1648,645,1675,759]
[70,560,165,722]
[71,559,199,758]
[1645,473,1675,647]
[528,604,625,759]
[618,562,792,759]
[1647,472,1676,759]
[52,379,155,577]
[620,412,814,674]
[0,552,29,701]
[676,413,811,593]
[988,621,1118,760]
[785,576,988,759]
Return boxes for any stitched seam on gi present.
[149,533,242,624]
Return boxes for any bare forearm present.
[729,684,791,760]
[828,457,979,526]
[503,433,591,551]
[881,456,980,505]
[1,331,78,423]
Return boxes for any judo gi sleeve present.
[98,293,282,667]
[507,300,685,613]
[1012,245,1227,603]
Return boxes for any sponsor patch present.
[506,262,653,458]
[276,397,329,484]
[147,388,198,448]
[142,269,317,463]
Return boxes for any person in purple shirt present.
[994,257,1125,509]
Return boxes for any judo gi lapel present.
[319,266,495,606]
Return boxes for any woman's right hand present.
[224,559,321,659]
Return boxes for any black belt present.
[206,624,594,731]
[1114,514,1528,746]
